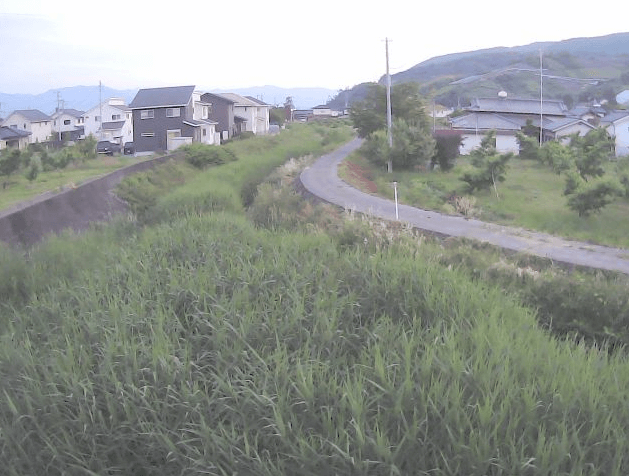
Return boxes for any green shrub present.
[179,143,237,169]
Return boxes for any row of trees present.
[350,83,460,172]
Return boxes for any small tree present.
[564,176,623,217]
[460,131,512,198]
[431,130,462,171]
[539,140,573,174]
[516,131,540,161]
[0,148,22,189]
[569,128,613,181]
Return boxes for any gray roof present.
[450,112,522,131]
[216,93,260,107]
[9,109,52,122]
[467,97,568,116]
[130,85,195,109]
[600,111,629,124]
[54,108,85,118]
[0,126,31,140]
[245,96,270,106]
[201,92,236,104]
[544,117,595,132]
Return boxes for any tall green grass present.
[2,122,629,475]
[2,214,629,474]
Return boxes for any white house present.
[601,111,629,157]
[51,108,85,141]
[82,97,133,144]
[1,109,53,144]
[215,93,270,135]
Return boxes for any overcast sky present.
[1,0,628,95]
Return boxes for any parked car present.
[123,142,135,155]
[96,140,122,156]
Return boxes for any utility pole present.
[539,49,543,146]
[99,80,103,140]
[385,37,393,173]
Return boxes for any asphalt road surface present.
[300,138,629,275]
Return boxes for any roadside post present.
[393,181,399,220]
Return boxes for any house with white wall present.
[1,110,53,144]
[601,111,629,157]
[215,93,270,135]
[82,98,133,144]
[51,108,85,142]
[0,126,31,150]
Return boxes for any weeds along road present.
[299,138,629,275]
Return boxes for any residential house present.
[0,126,31,150]
[293,109,314,122]
[312,104,337,118]
[601,111,629,157]
[213,93,270,135]
[51,108,85,142]
[449,95,588,155]
[82,98,133,144]
[1,109,53,144]
[200,92,242,141]
[129,85,217,153]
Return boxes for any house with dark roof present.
[82,98,133,144]
[1,109,52,143]
[211,93,270,136]
[51,108,85,142]
[200,92,242,141]
[449,94,593,155]
[0,126,31,150]
[129,86,217,153]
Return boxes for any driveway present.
[300,138,629,275]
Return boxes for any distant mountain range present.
[0,85,337,117]
[328,32,629,110]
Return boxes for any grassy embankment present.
[340,152,629,248]
[2,122,629,475]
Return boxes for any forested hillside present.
[329,32,629,110]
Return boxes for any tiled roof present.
[467,97,567,116]
[245,96,270,106]
[600,111,629,124]
[130,85,195,109]
[450,112,522,131]
[0,126,31,140]
[544,117,594,132]
[10,109,52,122]
[216,93,260,107]
[55,108,85,118]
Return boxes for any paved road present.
[300,138,629,275]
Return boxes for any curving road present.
[300,138,629,275]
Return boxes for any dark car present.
[123,142,135,155]
[96,140,122,156]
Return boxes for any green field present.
[341,152,629,248]
[2,122,629,475]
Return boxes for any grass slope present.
[1,123,629,475]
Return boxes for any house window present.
[95,116,101,122]
[141,110,155,119]
[166,108,181,118]
[141,132,155,137]
[64,119,71,125]
[202,128,207,136]
[112,114,121,120]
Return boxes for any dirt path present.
[300,138,629,275]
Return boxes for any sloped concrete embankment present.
[0,155,174,248]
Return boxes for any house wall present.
[83,103,133,143]
[0,136,30,150]
[133,106,190,152]
[255,106,270,135]
[234,105,255,133]
[606,119,629,157]
[459,132,519,155]
[2,112,52,143]
[202,94,235,139]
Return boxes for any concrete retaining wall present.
[0,155,175,248]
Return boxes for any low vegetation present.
[3,122,629,474]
